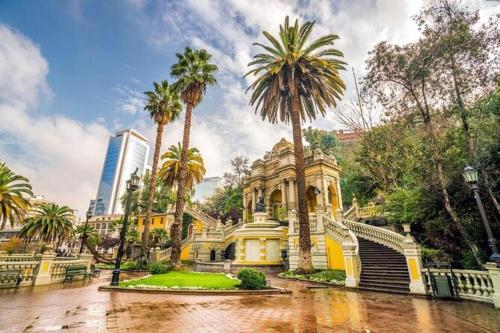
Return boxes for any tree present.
[150,228,170,249]
[142,80,182,258]
[303,127,340,157]
[0,162,33,230]
[158,143,206,192]
[169,47,218,267]
[364,39,483,265]
[74,224,114,264]
[246,17,346,272]
[19,203,75,249]
[231,155,250,183]
[417,0,500,214]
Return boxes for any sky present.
[0,0,498,218]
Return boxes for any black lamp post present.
[79,208,93,254]
[111,168,140,286]
[463,165,500,263]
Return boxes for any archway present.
[246,199,253,221]
[225,242,236,260]
[210,249,216,261]
[187,224,194,237]
[306,186,317,213]
[269,189,283,220]
[328,184,340,214]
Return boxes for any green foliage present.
[382,187,432,224]
[147,262,171,275]
[303,127,340,158]
[0,162,33,230]
[182,213,193,239]
[0,237,26,254]
[19,203,75,244]
[237,268,266,290]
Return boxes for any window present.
[151,219,154,225]
[160,218,164,224]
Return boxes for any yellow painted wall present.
[180,243,192,260]
[193,220,203,232]
[325,235,345,270]
[137,214,171,233]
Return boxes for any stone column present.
[281,181,287,208]
[252,189,256,212]
[485,263,500,308]
[336,179,343,212]
[342,243,359,288]
[236,239,245,262]
[288,179,296,210]
[402,238,427,295]
[259,238,266,261]
[243,196,247,223]
[33,253,56,286]
[315,178,323,210]
[288,209,297,234]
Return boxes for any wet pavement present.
[0,271,499,332]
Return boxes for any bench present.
[63,265,93,283]
[91,264,101,277]
[0,270,22,289]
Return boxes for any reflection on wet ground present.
[0,271,499,332]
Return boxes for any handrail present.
[185,206,218,228]
[323,216,352,243]
[343,218,405,254]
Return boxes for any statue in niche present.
[255,196,265,212]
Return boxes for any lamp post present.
[111,168,140,286]
[463,165,500,263]
[79,208,93,254]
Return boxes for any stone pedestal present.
[402,238,426,295]
[485,262,500,308]
[77,253,93,271]
[33,253,56,286]
[342,243,359,287]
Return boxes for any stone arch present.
[210,249,216,261]
[328,183,340,213]
[306,186,317,213]
[187,224,194,237]
[268,188,283,220]
[225,242,236,260]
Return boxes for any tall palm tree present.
[169,47,217,267]
[141,80,182,259]
[0,162,33,230]
[158,143,206,192]
[19,203,75,248]
[246,17,346,272]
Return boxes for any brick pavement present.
[0,271,499,332]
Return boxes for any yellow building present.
[136,213,175,235]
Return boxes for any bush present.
[237,268,266,289]
[0,237,26,254]
[147,262,171,275]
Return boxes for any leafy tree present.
[19,203,75,249]
[169,47,218,267]
[303,127,340,158]
[0,162,33,230]
[246,16,346,272]
[142,80,182,258]
[231,155,251,183]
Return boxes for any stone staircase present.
[358,237,410,294]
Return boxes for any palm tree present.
[0,162,33,230]
[246,17,346,272]
[19,203,75,249]
[142,80,182,259]
[158,143,206,191]
[74,224,114,264]
[169,47,217,267]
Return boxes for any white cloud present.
[0,24,110,218]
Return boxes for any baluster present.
[455,272,464,295]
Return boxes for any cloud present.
[114,85,146,115]
[0,24,110,218]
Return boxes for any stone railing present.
[343,198,380,220]
[423,268,495,304]
[343,206,357,220]
[224,222,241,239]
[343,219,405,254]
[185,206,218,228]
[323,216,352,243]
[292,215,318,233]
[154,235,194,262]
[358,202,378,218]
[0,254,35,262]
[0,260,39,287]
[50,260,90,282]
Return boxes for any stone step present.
[360,271,410,278]
[358,285,410,294]
[360,277,410,285]
[359,280,410,290]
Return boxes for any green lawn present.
[120,271,240,290]
[95,261,139,271]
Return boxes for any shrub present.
[0,237,26,254]
[147,262,171,275]
[237,268,266,289]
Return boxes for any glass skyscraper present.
[92,129,149,215]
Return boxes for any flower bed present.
[279,269,346,286]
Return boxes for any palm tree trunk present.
[83,238,114,264]
[290,93,313,273]
[141,124,164,260]
[170,103,193,267]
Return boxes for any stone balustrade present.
[343,219,405,254]
[423,268,495,304]
[0,253,92,288]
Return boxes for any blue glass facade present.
[93,129,149,215]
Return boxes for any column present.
[281,181,287,208]
[259,238,266,261]
[243,197,247,222]
[485,263,500,308]
[257,187,263,201]
[336,179,343,212]
[402,239,427,295]
[342,243,359,288]
[33,253,56,286]
[288,179,296,210]
[77,253,93,272]
[252,189,256,212]
[315,178,323,210]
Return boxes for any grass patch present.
[279,269,346,285]
[120,271,240,290]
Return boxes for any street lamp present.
[463,165,500,264]
[111,168,141,286]
[79,208,93,254]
